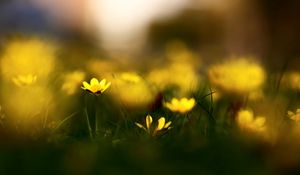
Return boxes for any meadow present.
[0,37,300,175]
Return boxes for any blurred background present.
[0,0,299,67]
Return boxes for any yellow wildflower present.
[62,70,85,95]
[164,97,196,114]
[135,115,172,136]
[236,109,266,134]
[287,109,300,122]
[82,78,111,94]
[12,74,37,86]
[208,58,265,94]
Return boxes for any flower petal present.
[101,81,111,93]
[164,121,172,128]
[99,79,107,86]
[135,122,147,132]
[156,117,165,131]
[146,115,152,130]
[82,81,90,89]
[90,78,99,86]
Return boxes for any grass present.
[0,38,300,175]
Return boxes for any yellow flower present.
[236,109,266,134]
[287,109,300,122]
[62,70,85,95]
[1,38,56,80]
[208,58,265,94]
[12,74,37,86]
[109,72,155,108]
[147,42,201,96]
[164,97,196,114]
[135,115,172,136]
[82,78,111,94]
[119,72,141,83]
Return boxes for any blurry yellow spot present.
[208,58,265,94]
[110,72,155,108]
[0,38,56,80]
[119,72,141,83]
[12,74,37,87]
[282,72,300,90]
[147,41,201,95]
[82,78,111,94]
[135,115,172,136]
[62,71,86,95]
[165,41,201,65]
[236,109,267,134]
[248,90,264,101]
[5,86,53,121]
[287,109,300,122]
[164,97,196,114]
[87,59,119,78]
[147,62,200,95]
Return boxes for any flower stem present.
[84,108,93,140]
[94,96,99,138]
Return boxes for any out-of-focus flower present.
[5,86,53,121]
[287,109,300,122]
[164,97,196,114]
[87,59,119,78]
[0,38,56,81]
[165,41,201,66]
[62,70,86,95]
[0,38,58,134]
[281,72,300,90]
[147,41,201,95]
[147,62,200,95]
[236,109,266,134]
[208,59,265,95]
[135,115,172,136]
[248,90,264,101]
[110,72,155,108]
[12,74,37,87]
[82,78,111,94]
[119,72,141,83]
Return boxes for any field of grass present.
[0,38,300,175]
